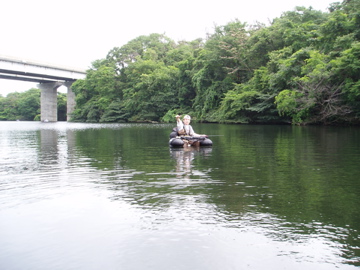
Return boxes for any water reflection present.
[170,147,212,179]
[39,129,58,165]
[1,122,360,269]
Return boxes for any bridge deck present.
[0,55,86,83]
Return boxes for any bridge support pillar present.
[63,81,76,121]
[37,82,62,122]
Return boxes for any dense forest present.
[1,0,360,125]
[0,89,67,121]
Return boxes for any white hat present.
[183,115,191,120]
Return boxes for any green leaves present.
[0,88,66,121]
[0,88,40,121]
[70,1,360,125]
[275,89,308,124]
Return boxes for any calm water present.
[0,121,360,270]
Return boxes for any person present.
[169,114,207,138]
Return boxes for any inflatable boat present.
[169,136,213,148]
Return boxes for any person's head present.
[183,115,191,124]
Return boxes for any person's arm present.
[176,115,183,130]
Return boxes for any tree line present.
[0,89,67,121]
[2,1,360,125]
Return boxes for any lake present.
[0,121,359,270]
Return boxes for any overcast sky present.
[1,0,338,96]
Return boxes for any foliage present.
[161,109,178,123]
[0,88,68,121]
[69,1,360,125]
[0,88,40,121]
[57,93,67,121]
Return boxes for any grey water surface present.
[0,121,359,270]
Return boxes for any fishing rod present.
[177,135,223,141]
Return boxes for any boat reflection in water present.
[170,147,212,180]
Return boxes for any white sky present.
[0,0,338,96]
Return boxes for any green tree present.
[71,63,120,122]
[0,89,40,121]
[190,21,251,119]
[164,39,203,113]
[71,34,179,122]
[0,94,17,120]
[106,33,176,70]
[17,88,40,121]
[69,2,360,125]
[122,59,179,121]
[330,41,360,118]
[57,93,67,121]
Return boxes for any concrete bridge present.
[0,55,86,122]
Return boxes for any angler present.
[169,114,213,148]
